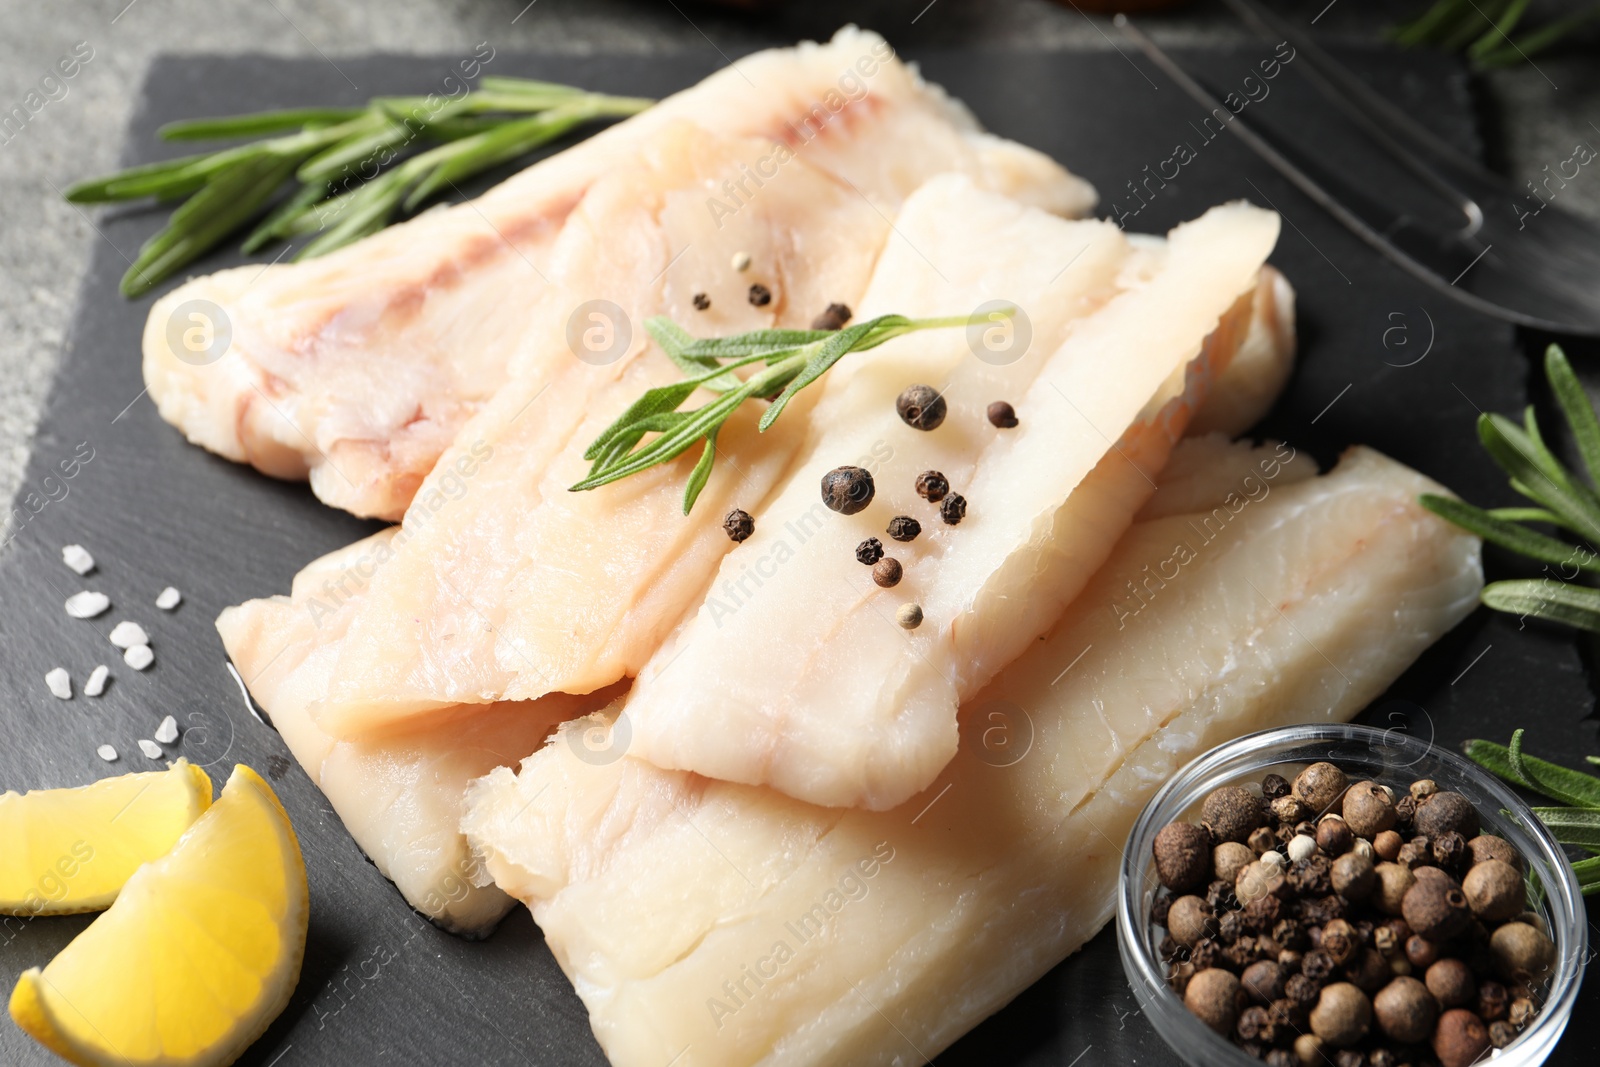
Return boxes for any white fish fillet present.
[144,28,1092,520]
[462,441,1483,1067]
[216,280,1292,937]
[216,530,621,935]
[307,174,1121,739]
[619,201,1283,811]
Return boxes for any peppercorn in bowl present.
[1117,724,1586,1067]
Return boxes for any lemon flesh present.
[9,764,308,1067]
[0,760,212,916]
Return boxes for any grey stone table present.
[2,0,1596,527]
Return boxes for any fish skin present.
[143,28,1093,521]
[216,263,1293,937]
[462,441,1483,1067]
[306,173,1118,738]
[618,202,1284,812]
[216,530,622,936]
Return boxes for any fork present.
[1115,0,1600,336]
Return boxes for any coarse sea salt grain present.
[109,620,149,649]
[154,715,179,744]
[96,744,118,762]
[84,664,109,697]
[62,544,95,575]
[64,591,110,619]
[45,668,71,699]
[137,739,163,760]
[124,644,154,671]
[155,586,182,610]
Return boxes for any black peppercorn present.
[914,469,949,503]
[1432,830,1467,873]
[1207,878,1239,914]
[886,515,921,542]
[748,283,772,307]
[1204,785,1268,844]
[872,558,902,588]
[1413,791,1480,839]
[1262,773,1291,800]
[1401,879,1471,942]
[987,400,1018,428]
[722,508,754,542]
[939,493,967,525]
[1286,973,1320,1005]
[1394,793,1417,828]
[1476,980,1509,1022]
[692,292,711,311]
[855,537,885,565]
[1374,976,1437,1043]
[821,466,875,515]
[1218,909,1248,945]
[1242,960,1286,1003]
[1302,949,1337,983]
[1489,1020,1518,1049]
[811,303,851,330]
[1434,1008,1489,1067]
[895,384,947,431]
[1154,823,1214,892]
[1150,893,1173,927]
[1185,968,1243,1035]
[1236,1004,1273,1042]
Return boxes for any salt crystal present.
[137,739,163,760]
[154,715,179,744]
[124,644,154,670]
[96,744,118,762]
[61,544,95,575]
[64,591,110,619]
[45,668,71,699]
[84,664,109,697]
[155,586,182,610]
[109,621,149,649]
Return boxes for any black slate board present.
[3,41,1598,1067]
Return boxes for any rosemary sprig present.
[1465,730,1600,895]
[66,78,653,297]
[570,312,983,515]
[1420,345,1600,633]
[1392,0,1600,69]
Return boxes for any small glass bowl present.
[1117,723,1586,1066]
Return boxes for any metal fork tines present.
[1116,0,1600,337]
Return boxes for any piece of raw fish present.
[462,441,1483,1067]
[216,531,620,936]
[618,201,1283,810]
[308,175,1139,739]
[144,27,1092,520]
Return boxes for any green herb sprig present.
[570,312,982,515]
[1465,730,1600,895]
[1393,0,1600,70]
[1420,345,1600,632]
[67,78,653,297]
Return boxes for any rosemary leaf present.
[1478,413,1600,543]
[1531,807,1600,848]
[760,319,886,431]
[1572,856,1600,895]
[1465,736,1600,808]
[683,429,720,516]
[1480,578,1600,633]
[160,107,367,141]
[240,180,330,254]
[1545,344,1600,489]
[1467,0,1532,59]
[122,154,300,296]
[646,317,740,393]
[1419,495,1600,574]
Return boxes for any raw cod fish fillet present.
[142,27,1091,520]
[462,439,1483,1067]
[619,201,1284,810]
[307,173,1121,739]
[216,267,1292,937]
[216,530,621,935]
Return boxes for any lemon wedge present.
[1,759,212,916]
[10,764,308,1067]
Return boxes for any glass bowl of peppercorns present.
[1117,723,1586,1067]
